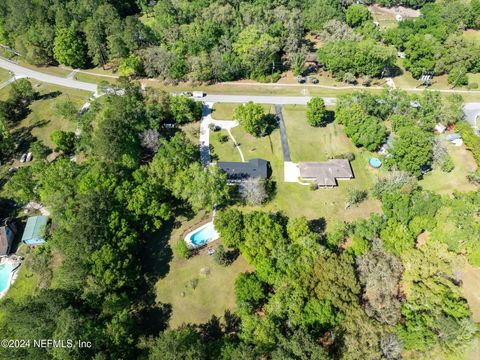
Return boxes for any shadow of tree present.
[36,91,61,101]
[309,217,327,234]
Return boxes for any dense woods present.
[1,1,480,82]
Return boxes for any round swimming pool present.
[369,157,382,168]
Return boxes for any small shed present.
[21,216,48,245]
[447,133,461,141]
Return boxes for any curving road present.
[0,57,478,130]
[0,57,97,93]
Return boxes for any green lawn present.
[210,130,242,162]
[420,142,478,195]
[13,81,91,148]
[74,72,117,85]
[0,68,12,83]
[155,213,251,327]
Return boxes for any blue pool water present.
[369,157,382,168]
[190,223,217,246]
[0,263,13,293]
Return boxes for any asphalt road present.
[202,94,336,106]
[0,57,478,128]
[0,58,97,93]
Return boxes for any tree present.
[175,239,190,259]
[345,5,372,28]
[239,177,267,206]
[233,25,280,78]
[336,104,387,151]
[172,163,230,211]
[139,129,160,153]
[404,34,442,78]
[357,239,403,325]
[317,40,396,78]
[213,245,231,266]
[302,0,343,32]
[214,209,244,248]
[234,102,275,137]
[447,66,468,87]
[149,327,206,360]
[306,97,328,127]
[53,28,88,68]
[235,272,266,314]
[50,130,76,153]
[9,78,35,104]
[170,95,202,124]
[387,127,433,176]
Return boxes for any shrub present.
[216,133,229,143]
[467,82,479,90]
[440,156,455,173]
[306,97,328,127]
[175,239,190,259]
[50,130,76,153]
[347,189,368,206]
[213,245,231,266]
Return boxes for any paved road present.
[0,58,478,129]
[463,103,480,131]
[0,58,97,93]
[202,94,336,106]
[275,105,291,162]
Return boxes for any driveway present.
[275,105,291,162]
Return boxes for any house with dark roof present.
[217,158,269,183]
[0,219,16,256]
[299,159,354,187]
[21,216,48,245]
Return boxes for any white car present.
[20,153,27,163]
[192,91,205,98]
[26,152,32,162]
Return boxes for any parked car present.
[26,152,33,162]
[308,76,319,84]
[20,153,27,163]
[192,91,205,98]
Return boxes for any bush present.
[50,130,76,153]
[306,97,328,127]
[347,189,368,206]
[441,156,455,173]
[175,239,190,259]
[468,82,479,90]
[309,182,319,191]
[216,133,229,143]
[448,67,468,87]
[213,245,232,266]
[336,152,355,161]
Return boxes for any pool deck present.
[184,221,220,249]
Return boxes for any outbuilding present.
[21,216,48,245]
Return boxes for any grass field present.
[419,143,478,195]
[210,130,242,162]
[74,72,117,85]
[12,81,91,148]
[155,213,251,327]
[463,29,480,42]
[0,68,12,83]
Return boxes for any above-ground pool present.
[0,263,13,293]
[185,222,220,248]
[369,157,382,168]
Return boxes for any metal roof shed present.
[21,216,48,245]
